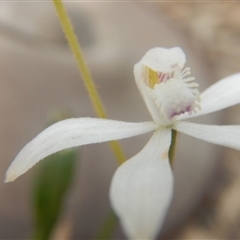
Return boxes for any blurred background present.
[0,1,240,239]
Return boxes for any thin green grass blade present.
[31,146,78,240]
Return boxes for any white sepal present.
[5,118,157,182]
[174,121,240,150]
[110,128,173,240]
[134,63,163,124]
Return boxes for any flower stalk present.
[52,0,126,165]
[169,130,178,167]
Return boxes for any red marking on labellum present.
[170,106,192,119]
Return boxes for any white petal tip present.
[4,169,19,183]
[4,179,11,183]
[4,175,15,183]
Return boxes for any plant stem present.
[52,0,126,166]
[169,129,178,167]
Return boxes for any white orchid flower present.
[5,47,240,239]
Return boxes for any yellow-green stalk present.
[52,0,125,165]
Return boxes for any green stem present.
[52,1,126,167]
[169,129,178,167]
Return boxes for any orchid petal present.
[177,73,240,120]
[110,128,173,239]
[140,47,186,73]
[5,118,157,182]
[174,121,240,150]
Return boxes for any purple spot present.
[170,105,192,119]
